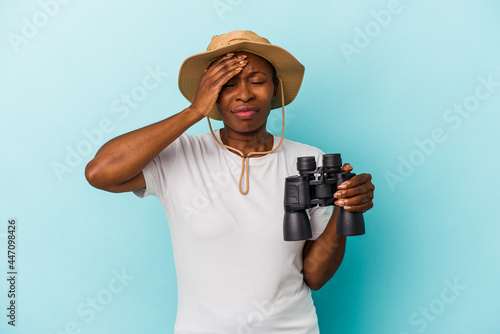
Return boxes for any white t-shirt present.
[135,130,331,334]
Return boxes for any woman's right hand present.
[189,53,248,117]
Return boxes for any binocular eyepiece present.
[283,154,365,241]
[296,154,343,172]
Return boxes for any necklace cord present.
[207,77,286,194]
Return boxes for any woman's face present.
[216,52,277,134]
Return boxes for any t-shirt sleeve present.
[132,136,180,201]
[132,157,164,199]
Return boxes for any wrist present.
[183,106,206,122]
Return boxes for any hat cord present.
[207,77,286,195]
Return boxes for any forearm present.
[85,107,203,189]
[302,207,346,290]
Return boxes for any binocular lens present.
[297,156,316,172]
[283,211,312,241]
[322,154,342,168]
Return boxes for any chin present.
[229,122,262,133]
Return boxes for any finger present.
[334,193,373,207]
[334,183,374,199]
[343,201,373,213]
[209,62,248,90]
[207,53,246,73]
[207,53,236,70]
[337,173,372,189]
[341,163,353,172]
[202,58,248,86]
[221,59,248,76]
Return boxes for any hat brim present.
[178,41,305,120]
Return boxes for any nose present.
[234,82,254,102]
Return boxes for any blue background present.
[1,0,499,333]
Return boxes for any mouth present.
[231,106,259,120]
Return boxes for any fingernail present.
[226,53,234,57]
[336,200,345,206]
[338,184,347,189]
[239,60,248,64]
[344,206,352,210]
[237,55,247,59]
[334,192,341,198]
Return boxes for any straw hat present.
[178,30,305,120]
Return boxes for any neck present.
[220,126,273,156]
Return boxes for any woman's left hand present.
[333,164,375,213]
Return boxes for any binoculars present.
[283,154,365,241]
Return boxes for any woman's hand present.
[190,53,248,117]
[333,164,375,213]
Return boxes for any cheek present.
[258,84,275,104]
[215,91,231,110]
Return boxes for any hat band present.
[228,38,249,45]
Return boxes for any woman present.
[85,30,374,333]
